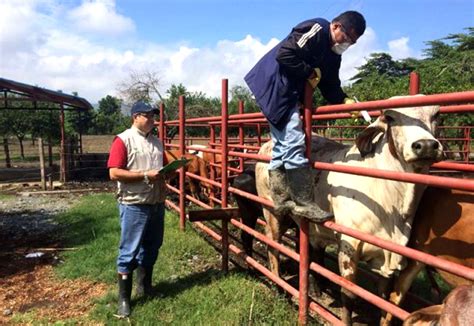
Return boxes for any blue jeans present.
[269,105,308,170]
[117,203,165,274]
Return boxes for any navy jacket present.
[245,18,347,128]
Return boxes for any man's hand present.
[307,68,321,89]
[145,169,160,182]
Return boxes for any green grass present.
[0,193,14,201]
[13,193,313,325]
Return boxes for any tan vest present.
[116,126,166,204]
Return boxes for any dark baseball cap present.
[130,101,159,115]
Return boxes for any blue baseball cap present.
[131,100,159,115]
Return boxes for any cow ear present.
[356,116,387,156]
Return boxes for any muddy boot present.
[136,265,153,297]
[117,273,132,317]
[286,167,333,222]
[268,167,295,216]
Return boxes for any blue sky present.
[121,0,472,50]
[1,0,472,103]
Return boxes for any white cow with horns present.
[255,99,444,325]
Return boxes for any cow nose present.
[411,139,440,156]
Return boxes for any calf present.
[255,101,443,324]
[165,150,211,200]
[382,187,474,325]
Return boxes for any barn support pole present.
[238,100,245,173]
[297,82,314,325]
[78,111,83,155]
[59,103,67,182]
[38,138,46,190]
[179,96,186,231]
[409,72,420,95]
[48,109,53,167]
[220,79,230,273]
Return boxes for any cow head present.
[356,98,443,170]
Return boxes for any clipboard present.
[159,158,191,174]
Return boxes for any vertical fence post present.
[409,72,420,95]
[179,96,186,231]
[238,100,245,173]
[257,124,262,146]
[298,82,314,325]
[221,79,229,273]
[209,126,216,207]
[464,126,470,163]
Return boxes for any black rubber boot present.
[136,265,153,297]
[286,167,334,222]
[117,273,133,317]
[268,167,295,216]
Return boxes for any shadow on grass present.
[133,267,223,305]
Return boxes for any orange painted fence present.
[158,74,474,325]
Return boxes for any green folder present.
[159,158,191,174]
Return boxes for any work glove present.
[307,68,321,89]
[344,97,356,105]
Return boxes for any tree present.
[229,85,259,115]
[117,70,164,104]
[91,95,127,135]
[334,28,473,140]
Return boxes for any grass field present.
[10,193,312,325]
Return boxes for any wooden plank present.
[188,207,240,222]
[19,188,102,196]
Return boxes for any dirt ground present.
[0,184,112,324]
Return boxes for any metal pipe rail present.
[192,216,344,325]
[164,74,474,325]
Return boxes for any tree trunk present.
[18,137,25,159]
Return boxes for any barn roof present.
[0,77,93,111]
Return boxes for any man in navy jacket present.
[245,11,365,222]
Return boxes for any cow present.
[255,101,443,325]
[165,149,211,201]
[190,144,243,179]
[402,284,474,326]
[381,187,474,325]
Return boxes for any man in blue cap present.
[107,100,168,317]
[245,11,365,222]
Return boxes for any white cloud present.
[340,27,377,84]
[388,37,413,60]
[67,0,135,36]
[0,2,417,105]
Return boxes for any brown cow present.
[191,144,241,179]
[402,285,474,326]
[165,150,211,200]
[382,187,474,325]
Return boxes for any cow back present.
[410,187,474,286]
